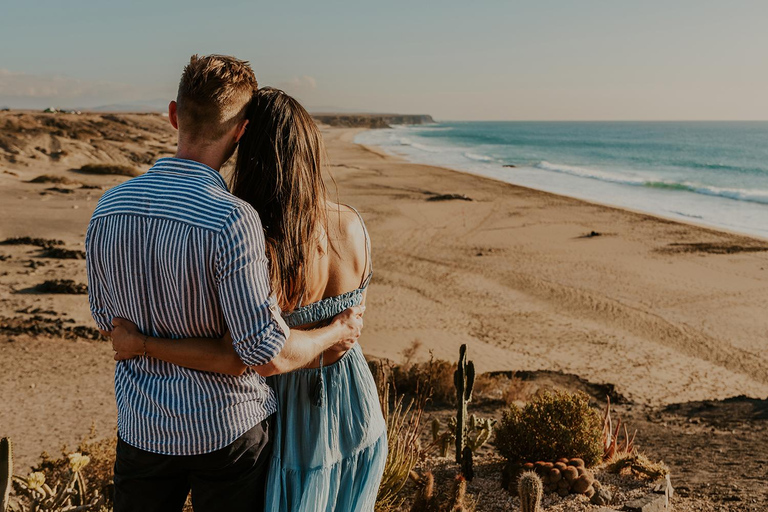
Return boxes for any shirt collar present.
[149,157,229,191]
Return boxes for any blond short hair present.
[176,54,257,141]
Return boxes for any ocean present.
[355,121,768,239]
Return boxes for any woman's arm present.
[107,306,363,377]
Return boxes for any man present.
[86,55,364,512]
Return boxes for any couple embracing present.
[86,54,386,512]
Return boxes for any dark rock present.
[312,114,434,129]
[623,493,668,511]
[0,237,64,248]
[45,187,74,194]
[41,247,86,259]
[591,486,613,506]
[0,315,103,340]
[427,194,473,202]
[34,279,87,294]
[503,164,517,168]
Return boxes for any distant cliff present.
[312,113,435,129]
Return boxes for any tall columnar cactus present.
[453,344,475,466]
[1,437,11,512]
[518,471,543,512]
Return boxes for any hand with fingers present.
[329,305,365,352]
[102,318,147,361]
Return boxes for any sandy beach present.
[1,113,767,506]
[325,128,768,404]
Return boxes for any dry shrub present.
[76,164,140,177]
[28,175,79,185]
[605,452,669,480]
[34,436,116,504]
[374,360,429,511]
[473,373,532,404]
[393,359,456,405]
[389,342,456,405]
[496,390,603,467]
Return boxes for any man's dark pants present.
[114,420,271,512]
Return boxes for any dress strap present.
[343,204,373,288]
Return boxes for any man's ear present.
[168,101,179,130]
[234,119,249,144]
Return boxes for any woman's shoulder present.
[325,202,370,280]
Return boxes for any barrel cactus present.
[518,471,543,512]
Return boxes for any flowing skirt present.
[265,344,387,511]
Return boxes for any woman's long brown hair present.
[232,87,328,312]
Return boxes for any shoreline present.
[356,136,768,244]
[354,123,768,241]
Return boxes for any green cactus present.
[431,418,454,458]
[453,344,475,467]
[518,471,543,512]
[1,437,11,512]
[466,415,495,453]
[431,418,441,442]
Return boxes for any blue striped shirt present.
[86,157,287,455]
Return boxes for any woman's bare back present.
[299,202,370,366]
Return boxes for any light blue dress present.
[265,208,387,511]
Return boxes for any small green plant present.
[518,471,543,512]
[496,390,603,467]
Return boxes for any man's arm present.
[85,220,114,332]
[107,306,363,377]
[214,206,288,367]
[214,205,361,372]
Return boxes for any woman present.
[109,88,387,511]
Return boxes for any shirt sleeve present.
[85,220,114,332]
[215,206,288,366]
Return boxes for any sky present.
[1,0,767,120]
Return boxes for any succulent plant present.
[466,415,495,454]
[520,458,600,497]
[518,471,543,512]
[432,414,494,460]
